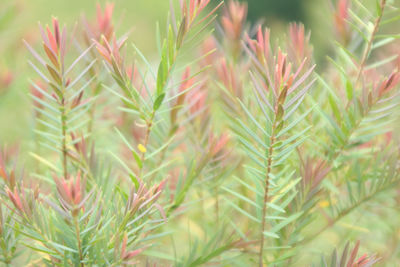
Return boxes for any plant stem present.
[344,0,386,110]
[138,111,155,179]
[74,217,84,267]
[354,0,387,86]
[301,179,399,246]
[149,126,177,182]
[258,105,279,267]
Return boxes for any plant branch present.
[74,217,84,267]
[302,178,399,246]
[258,104,279,267]
[354,0,387,86]
[138,111,155,180]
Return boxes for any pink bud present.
[211,133,230,156]
[222,0,247,40]
[377,70,400,97]
[46,25,58,55]
[123,248,144,260]
[96,3,115,40]
[6,187,23,212]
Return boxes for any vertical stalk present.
[138,111,155,180]
[258,104,279,267]
[74,217,84,267]
[354,0,387,85]
[344,0,386,110]
[149,126,177,182]
[136,48,177,181]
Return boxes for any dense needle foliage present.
[0,0,400,266]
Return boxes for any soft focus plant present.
[0,0,400,266]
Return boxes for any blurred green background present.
[0,0,330,145]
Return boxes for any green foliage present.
[0,0,400,266]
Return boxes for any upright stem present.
[258,105,279,267]
[59,56,68,180]
[354,0,386,85]
[138,111,155,179]
[74,217,84,267]
[149,126,177,182]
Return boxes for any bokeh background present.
[0,0,330,152]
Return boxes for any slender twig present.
[354,0,387,85]
[60,47,68,181]
[149,126,177,182]
[74,217,84,267]
[301,179,399,246]
[344,0,386,110]
[258,103,279,267]
[328,87,383,166]
[138,111,155,180]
